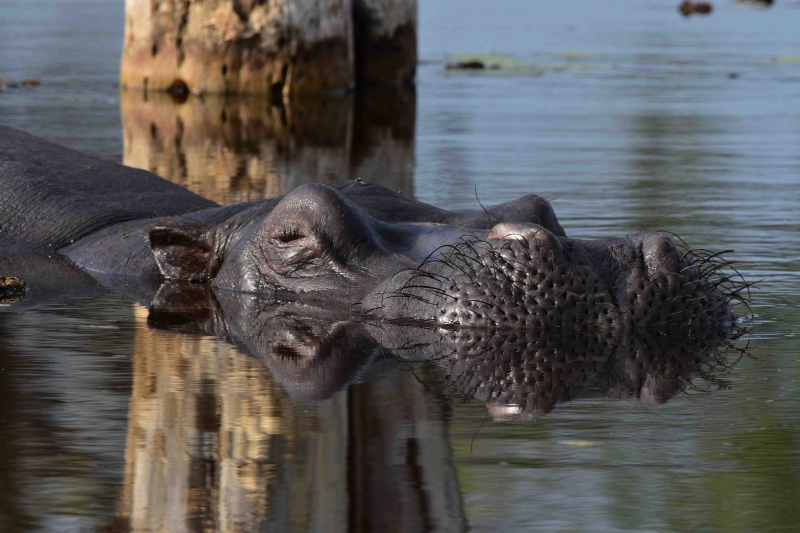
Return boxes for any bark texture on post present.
[120,0,354,97]
[353,0,417,86]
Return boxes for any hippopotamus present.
[0,125,742,332]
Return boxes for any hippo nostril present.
[640,233,681,275]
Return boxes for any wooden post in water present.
[353,0,417,86]
[120,0,355,97]
[120,0,417,96]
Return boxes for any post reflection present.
[120,306,292,531]
[120,88,416,205]
[118,300,464,532]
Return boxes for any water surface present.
[1,0,799,531]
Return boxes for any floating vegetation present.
[773,56,800,64]
[547,51,604,61]
[679,1,713,17]
[444,52,598,76]
[447,60,492,70]
[736,0,773,8]
[445,52,527,72]
[0,78,41,89]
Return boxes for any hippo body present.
[0,125,738,332]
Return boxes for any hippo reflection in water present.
[0,248,745,418]
[147,285,744,417]
[0,125,748,334]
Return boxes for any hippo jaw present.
[362,225,740,332]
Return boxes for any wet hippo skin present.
[0,124,744,333]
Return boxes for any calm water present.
[1,0,800,532]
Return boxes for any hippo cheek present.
[213,235,350,295]
[434,231,615,330]
[363,224,617,330]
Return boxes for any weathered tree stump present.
[120,0,416,97]
[353,0,417,86]
[120,0,355,97]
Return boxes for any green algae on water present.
[444,52,599,76]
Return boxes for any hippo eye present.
[274,226,303,244]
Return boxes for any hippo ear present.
[148,223,220,283]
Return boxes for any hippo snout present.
[364,227,737,333]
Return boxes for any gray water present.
[1,0,800,531]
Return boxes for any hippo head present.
[146,182,743,332]
[147,182,564,300]
[149,184,419,300]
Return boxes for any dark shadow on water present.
[120,87,416,205]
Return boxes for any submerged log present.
[120,0,417,96]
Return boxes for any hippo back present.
[0,125,218,251]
